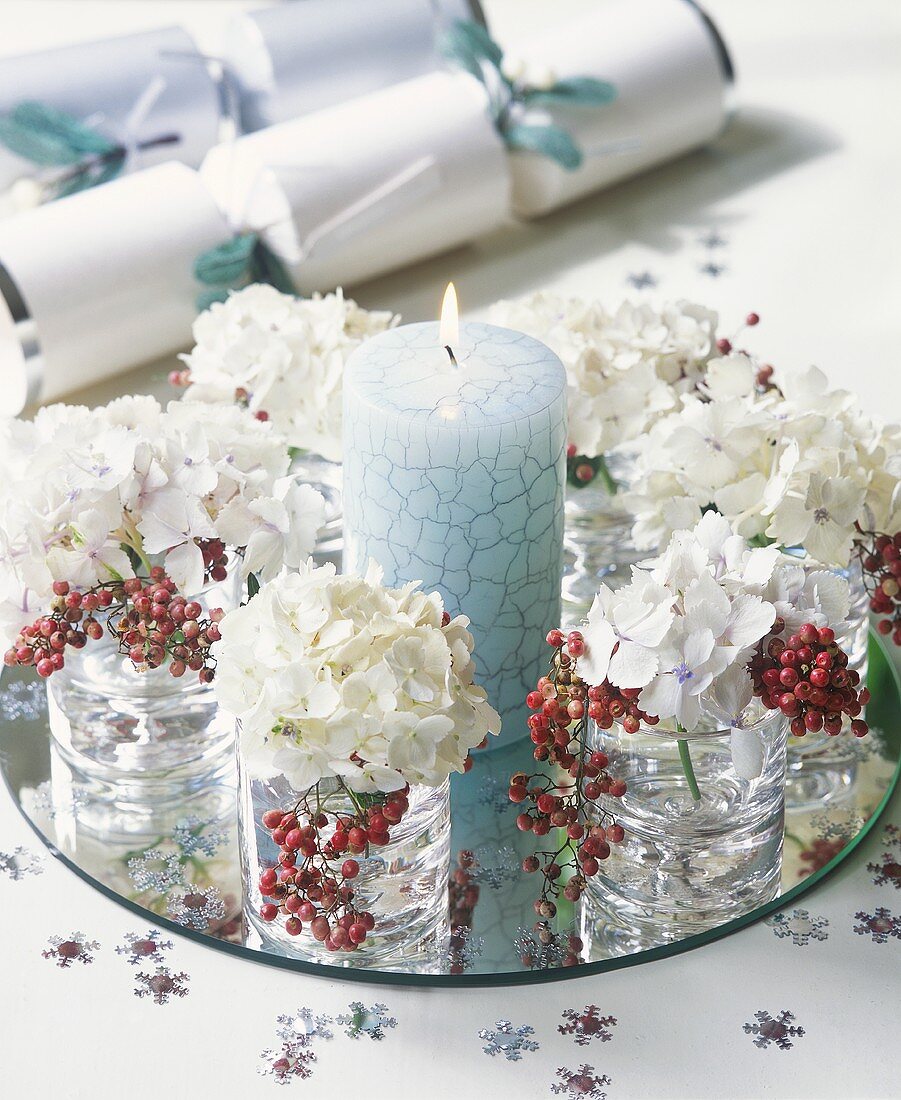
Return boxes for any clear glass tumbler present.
[582,705,787,951]
[239,762,451,971]
[561,451,643,624]
[47,567,240,800]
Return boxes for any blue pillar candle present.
[342,297,566,747]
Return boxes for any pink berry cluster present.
[749,620,869,738]
[856,531,901,646]
[257,786,411,953]
[511,628,631,919]
[3,566,223,683]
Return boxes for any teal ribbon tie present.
[440,20,616,172]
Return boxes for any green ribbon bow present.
[440,20,616,171]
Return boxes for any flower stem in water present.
[677,732,701,803]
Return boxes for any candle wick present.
[444,345,458,368]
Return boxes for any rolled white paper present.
[200,70,510,294]
[0,26,223,192]
[0,162,232,415]
[223,0,484,131]
[506,0,733,218]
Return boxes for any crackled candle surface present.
[343,321,567,747]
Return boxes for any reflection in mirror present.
[1,636,897,985]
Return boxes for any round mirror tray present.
[2,634,898,988]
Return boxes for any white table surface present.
[0,2,899,1097]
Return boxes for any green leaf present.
[0,100,117,166]
[250,241,297,295]
[524,77,617,107]
[193,232,258,286]
[55,152,125,198]
[440,19,504,84]
[247,572,261,601]
[503,122,584,171]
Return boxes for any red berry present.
[260,904,278,922]
[341,859,360,880]
[310,916,330,941]
[536,793,556,814]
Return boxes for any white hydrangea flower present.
[622,356,897,566]
[179,284,398,462]
[213,564,501,792]
[0,397,324,650]
[489,293,720,458]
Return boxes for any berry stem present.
[676,728,701,803]
[595,454,618,497]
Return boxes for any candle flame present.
[439,282,459,349]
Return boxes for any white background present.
[0,2,899,1097]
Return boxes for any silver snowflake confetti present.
[477,775,512,814]
[42,932,99,969]
[128,848,185,893]
[767,908,829,945]
[866,854,901,889]
[558,1006,618,1046]
[258,1044,317,1085]
[699,260,727,278]
[0,679,45,721]
[116,929,174,965]
[468,846,519,890]
[447,924,484,974]
[626,270,658,290]
[172,815,227,858]
[258,1008,333,1086]
[30,780,91,820]
[853,906,901,943]
[743,1010,805,1050]
[698,229,728,249]
[337,1002,396,1040]
[552,1065,611,1098]
[478,1019,539,1061]
[166,883,226,930]
[0,846,43,880]
[514,923,581,970]
[275,1008,334,1044]
[134,966,190,1005]
[867,824,901,889]
[810,809,867,843]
